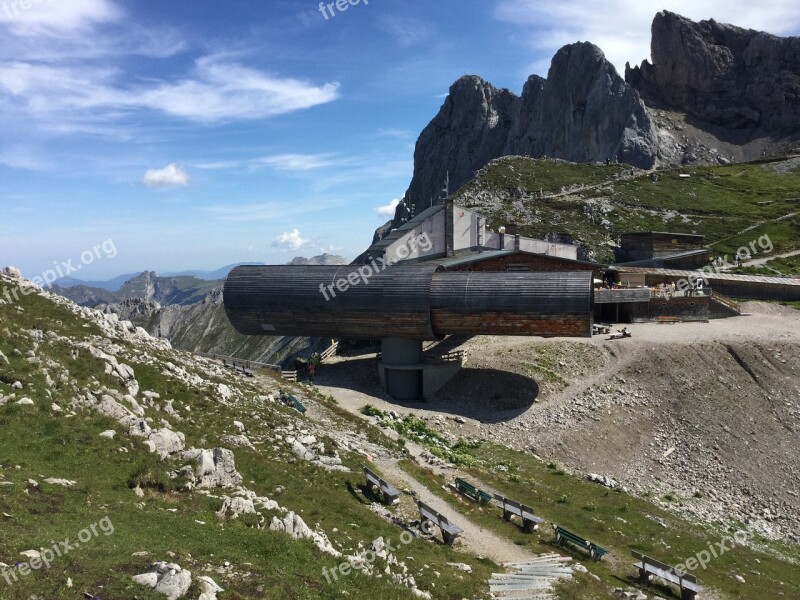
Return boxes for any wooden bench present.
[417,500,464,545]
[281,392,306,414]
[494,494,544,533]
[632,551,704,600]
[592,323,611,335]
[554,525,608,561]
[607,328,631,340]
[361,464,400,504]
[454,477,492,505]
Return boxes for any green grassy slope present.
[2,277,798,600]
[453,156,800,270]
[359,408,800,600]
[0,279,493,599]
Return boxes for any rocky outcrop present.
[180,448,243,489]
[509,43,658,166]
[132,562,192,600]
[99,288,318,366]
[384,12,800,234]
[626,11,800,132]
[288,253,349,266]
[401,43,659,219]
[405,75,519,210]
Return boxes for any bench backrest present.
[418,500,447,525]
[557,526,588,546]
[362,464,379,481]
[632,551,698,585]
[362,464,396,492]
[495,494,522,512]
[455,477,477,491]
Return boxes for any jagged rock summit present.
[392,12,800,226]
[626,10,800,132]
[403,42,658,214]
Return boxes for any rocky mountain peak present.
[379,12,800,234]
[626,11,800,131]
[397,39,658,222]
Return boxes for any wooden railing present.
[319,341,339,362]
[375,349,467,365]
[710,290,741,313]
[196,352,300,381]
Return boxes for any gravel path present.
[375,456,536,564]
[741,248,800,267]
[315,303,800,544]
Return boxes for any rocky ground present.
[3,266,798,599]
[0,267,481,599]
[316,304,800,547]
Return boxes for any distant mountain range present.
[49,254,349,295]
[45,253,350,365]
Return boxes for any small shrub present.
[360,405,385,418]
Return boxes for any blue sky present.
[1,0,798,280]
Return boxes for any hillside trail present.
[373,451,536,564]
[529,340,640,410]
[310,380,538,565]
[740,248,800,267]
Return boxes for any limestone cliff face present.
[387,12,800,232]
[99,289,317,366]
[519,43,658,166]
[626,11,800,131]
[401,43,659,216]
[405,75,518,210]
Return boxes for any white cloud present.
[495,1,800,76]
[0,56,340,133]
[376,198,400,218]
[272,228,309,251]
[256,153,342,172]
[135,56,340,123]
[142,163,189,187]
[377,16,435,48]
[194,153,349,174]
[0,0,120,35]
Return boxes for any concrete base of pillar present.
[378,338,462,400]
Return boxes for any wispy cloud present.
[200,197,348,223]
[495,0,800,75]
[0,0,121,35]
[375,198,400,218]
[0,55,340,132]
[134,56,340,122]
[256,153,344,172]
[377,15,435,48]
[194,153,350,173]
[272,228,308,251]
[142,163,189,187]
[0,145,50,171]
